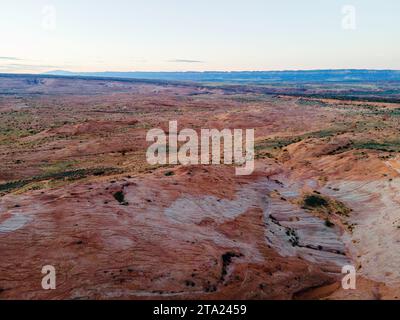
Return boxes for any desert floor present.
[1,76,400,299]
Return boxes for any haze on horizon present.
[0,0,399,74]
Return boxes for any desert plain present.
[1,74,400,299]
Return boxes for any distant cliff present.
[44,69,400,83]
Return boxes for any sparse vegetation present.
[303,194,328,208]
[0,167,121,194]
[324,219,335,228]
[113,191,128,205]
[255,127,344,156]
[301,192,352,218]
[286,228,300,247]
[352,140,400,153]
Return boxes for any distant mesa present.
[43,69,400,83]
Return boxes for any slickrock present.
[0,166,339,299]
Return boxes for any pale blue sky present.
[0,0,399,73]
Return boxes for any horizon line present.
[44,68,400,73]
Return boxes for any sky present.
[0,0,399,73]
